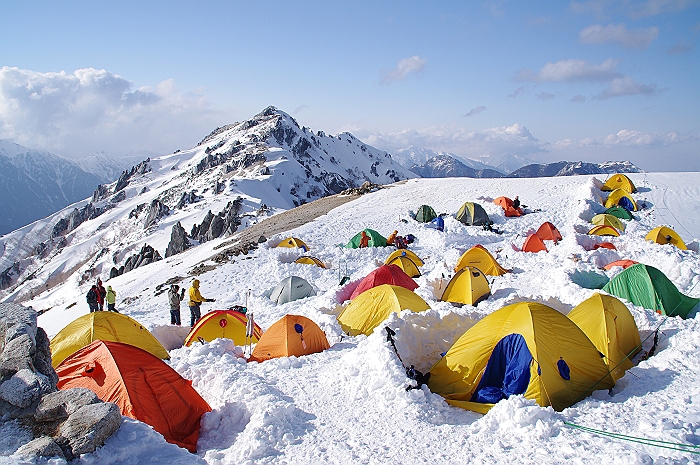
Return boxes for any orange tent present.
[184,310,262,347]
[593,242,617,251]
[56,340,211,453]
[603,259,638,270]
[522,233,547,253]
[350,264,418,300]
[249,315,330,362]
[493,197,523,217]
[536,222,562,243]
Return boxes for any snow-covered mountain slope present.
[3,172,699,464]
[409,154,504,178]
[390,146,501,172]
[77,150,158,183]
[509,161,643,178]
[0,107,415,299]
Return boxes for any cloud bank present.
[381,56,426,84]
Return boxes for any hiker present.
[394,235,408,249]
[188,279,215,327]
[359,231,369,248]
[105,285,118,312]
[86,285,99,313]
[168,284,186,326]
[95,279,106,311]
[512,196,520,209]
[432,215,445,232]
[386,230,398,245]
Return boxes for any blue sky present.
[1,1,699,171]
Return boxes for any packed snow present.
[4,172,700,464]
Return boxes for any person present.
[95,279,106,311]
[512,196,520,209]
[359,231,369,248]
[188,279,215,327]
[168,284,186,325]
[386,230,398,245]
[86,285,99,312]
[431,215,445,232]
[105,285,118,312]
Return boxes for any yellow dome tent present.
[428,301,614,414]
[184,310,262,347]
[604,189,638,211]
[645,226,687,250]
[440,267,490,306]
[385,255,421,278]
[587,225,620,237]
[567,293,641,381]
[277,237,309,251]
[454,245,509,276]
[50,312,169,368]
[337,284,430,336]
[294,256,327,268]
[591,213,625,232]
[249,314,330,362]
[601,174,637,193]
[385,249,424,267]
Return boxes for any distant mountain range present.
[408,154,505,178]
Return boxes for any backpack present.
[86,289,97,303]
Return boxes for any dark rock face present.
[190,198,244,243]
[0,303,121,460]
[92,159,151,202]
[110,243,162,279]
[164,222,191,258]
[143,199,170,229]
[51,202,111,238]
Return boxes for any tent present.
[605,206,634,221]
[602,264,700,319]
[440,267,490,306]
[536,222,562,243]
[568,293,641,381]
[603,259,638,270]
[604,189,638,211]
[50,312,169,368]
[522,233,547,253]
[277,237,309,251]
[592,214,625,232]
[415,205,437,223]
[350,264,418,300]
[593,242,617,251]
[269,276,316,304]
[184,310,262,347]
[454,245,509,276]
[385,249,424,267]
[294,256,327,268]
[56,340,211,453]
[345,229,387,248]
[645,226,687,250]
[493,196,523,217]
[427,301,615,414]
[249,315,330,362]
[337,284,430,336]
[601,174,637,193]
[385,254,422,278]
[456,202,491,226]
[588,225,620,237]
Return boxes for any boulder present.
[56,402,121,460]
[15,436,66,460]
[165,222,191,258]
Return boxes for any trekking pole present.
[244,289,254,357]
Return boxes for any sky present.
[1,0,699,171]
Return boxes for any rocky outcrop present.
[51,203,108,238]
[110,243,162,279]
[164,222,191,258]
[143,199,170,229]
[190,198,244,243]
[0,303,121,460]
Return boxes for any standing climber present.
[95,279,107,311]
[168,284,186,326]
[105,285,118,312]
[359,231,370,248]
[188,279,215,327]
[512,196,521,209]
[86,285,99,312]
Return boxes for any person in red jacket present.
[359,231,370,248]
[95,279,106,311]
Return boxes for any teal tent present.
[605,206,634,221]
[269,276,316,305]
[415,205,437,223]
[602,264,699,319]
[345,229,387,248]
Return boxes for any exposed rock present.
[340,181,383,196]
[34,388,100,423]
[56,402,121,460]
[114,159,151,193]
[110,244,162,278]
[190,199,244,243]
[143,199,170,229]
[15,435,66,460]
[0,261,22,291]
[164,222,191,258]
[175,190,202,209]
[51,203,109,238]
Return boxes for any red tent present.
[536,222,562,243]
[350,264,418,300]
[56,340,211,453]
[593,242,617,251]
[522,233,548,253]
[493,196,523,217]
[603,259,639,270]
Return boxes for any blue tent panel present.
[617,197,634,212]
[471,333,533,404]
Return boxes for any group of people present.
[85,279,117,312]
[168,279,215,327]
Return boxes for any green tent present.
[345,229,387,248]
[602,264,699,319]
[456,202,491,226]
[415,205,437,223]
[269,276,316,304]
[605,206,634,221]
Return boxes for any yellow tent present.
[428,301,614,414]
[386,255,421,278]
[601,174,637,193]
[337,284,430,336]
[277,237,309,251]
[385,249,424,267]
[294,256,327,268]
[50,312,169,368]
[604,189,638,211]
[454,245,508,276]
[567,293,641,381]
[587,225,620,237]
[440,267,490,306]
[591,213,625,232]
[645,226,687,250]
[184,310,262,347]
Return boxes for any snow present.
[4,171,700,464]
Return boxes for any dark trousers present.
[171,307,181,325]
[107,303,117,312]
[89,302,99,312]
[189,304,201,327]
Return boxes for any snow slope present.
[4,172,700,464]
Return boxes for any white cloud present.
[380,56,426,84]
[579,23,659,49]
[554,129,692,148]
[508,86,528,98]
[594,76,660,99]
[570,94,588,102]
[516,58,622,82]
[0,66,222,158]
[464,106,486,117]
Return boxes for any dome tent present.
[454,245,508,276]
[294,256,327,268]
[277,237,309,251]
[604,189,637,211]
[184,310,262,346]
[385,249,424,267]
[350,264,418,300]
[269,276,317,304]
[456,202,491,226]
[605,206,634,221]
[603,259,638,270]
[493,196,523,217]
[385,254,422,278]
[588,225,620,237]
[428,301,615,414]
[592,214,625,232]
[345,229,387,248]
[535,222,562,243]
[440,267,490,306]
[249,314,330,362]
[415,204,437,223]
[522,233,547,253]
[645,225,687,250]
[601,173,637,193]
